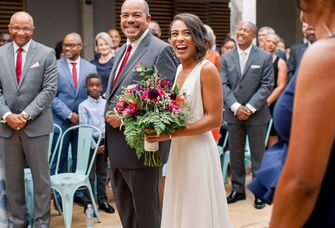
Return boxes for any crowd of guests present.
[0,0,334,227]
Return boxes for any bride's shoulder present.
[200,60,219,76]
[200,60,221,83]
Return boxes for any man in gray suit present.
[0,11,58,227]
[105,0,177,227]
[221,21,274,209]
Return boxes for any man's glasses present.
[62,43,81,49]
[11,26,33,33]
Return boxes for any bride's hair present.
[169,13,210,60]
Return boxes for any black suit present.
[287,42,308,81]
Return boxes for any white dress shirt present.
[114,28,150,77]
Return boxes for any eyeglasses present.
[11,26,33,33]
[62,43,81,49]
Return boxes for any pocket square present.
[30,61,40,69]
[251,65,261,69]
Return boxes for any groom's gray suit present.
[0,40,58,227]
[221,45,274,193]
[105,30,177,228]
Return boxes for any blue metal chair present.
[220,119,273,183]
[50,124,102,228]
[217,132,229,183]
[24,123,62,225]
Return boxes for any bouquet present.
[109,63,191,167]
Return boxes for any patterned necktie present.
[71,62,78,89]
[16,47,23,84]
[112,44,132,90]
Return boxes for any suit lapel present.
[6,43,17,88]
[105,45,126,98]
[232,49,242,77]
[19,40,37,88]
[241,45,256,78]
[60,57,76,93]
[110,33,151,97]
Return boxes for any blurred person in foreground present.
[248,0,335,227]
[146,13,231,228]
[270,0,335,227]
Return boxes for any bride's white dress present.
[161,60,231,228]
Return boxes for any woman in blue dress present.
[249,0,335,227]
[0,158,8,226]
[91,32,114,95]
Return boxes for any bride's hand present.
[145,129,171,142]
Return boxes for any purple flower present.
[170,93,177,100]
[148,88,160,100]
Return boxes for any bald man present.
[222,21,273,209]
[51,33,97,177]
[0,11,58,227]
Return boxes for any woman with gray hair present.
[91,32,114,94]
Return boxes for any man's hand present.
[70,112,79,125]
[236,106,252,121]
[106,114,121,128]
[5,114,27,131]
[97,145,105,155]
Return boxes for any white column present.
[242,0,257,24]
[80,0,94,60]
[230,0,257,39]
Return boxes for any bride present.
[146,13,231,228]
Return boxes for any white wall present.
[26,0,116,58]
